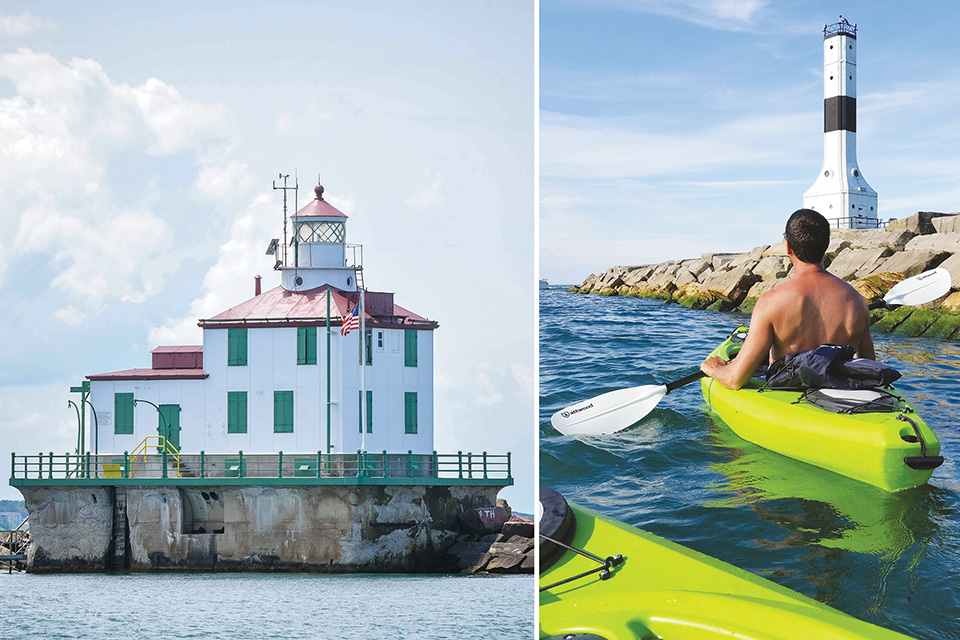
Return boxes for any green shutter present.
[227,391,247,434]
[114,393,134,435]
[274,391,294,433]
[297,327,317,365]
[228,328,248,366]
[404,392,418,434]
[358,390,373,433]
[404,330,418,367]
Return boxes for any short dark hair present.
[785,209,830,264]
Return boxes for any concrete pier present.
[19,483,502,572]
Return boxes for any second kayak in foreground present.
[538,487,913,640]
[701,327,943,491]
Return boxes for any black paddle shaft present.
[665,370,708,393]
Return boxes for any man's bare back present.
[701,210,874,390]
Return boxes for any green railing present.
[9,450,512,483]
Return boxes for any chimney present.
[255,275,262,296]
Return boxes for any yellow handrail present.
[128,436,181,477]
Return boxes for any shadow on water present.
[540,289,960,640]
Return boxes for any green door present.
[158,404,182,452]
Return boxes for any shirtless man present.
[701,208,875,390]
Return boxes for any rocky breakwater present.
[441,498,534,574]
[573,211,960,340]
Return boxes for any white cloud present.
[405,169,444,208]
[0,48,240,317]
[15,208,175,308]
[0,12,56,37]
[194,160,255,201]
[119,77,228,155]
[148,193,280,346]
[563,0,769,31]
[53,306,87,326]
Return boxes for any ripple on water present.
[540,289,960,640]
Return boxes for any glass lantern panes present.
[296,221,344,243]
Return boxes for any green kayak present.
[538,487,913,640]
[701,327,943,492]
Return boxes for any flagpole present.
[326,289,331,454]
[360,288,366,454]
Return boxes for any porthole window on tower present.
[824,170,831,177]
[852,169,859,177]
[296,221,345,243]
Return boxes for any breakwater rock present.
[573,211,960,340]
[441,500,534,574]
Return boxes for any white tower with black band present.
[803,16,877,228]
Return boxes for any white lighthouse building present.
[803,16,878,228]
[87,181,437,457]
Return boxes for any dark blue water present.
[540,289,960,640]
[0,573,532,638]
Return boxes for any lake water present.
[540,288,960,640]
[0,572,533,638]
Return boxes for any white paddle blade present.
[550,385,668,436]
[884,268,951,307]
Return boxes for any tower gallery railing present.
[9,450,512,484]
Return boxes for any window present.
[404,330,418,367]
[228,328,247,366]
[377,331,384,350]
[115,393,134,435]
[227,391,247,434]
[296,221,344,243]
[358,390,373,433]
[404,392,418,434]
[274,391,294,433]
[297,327,317,365]
[364,329,373,366]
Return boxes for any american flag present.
[340,303,360,336]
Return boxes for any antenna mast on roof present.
[272,172,299,266]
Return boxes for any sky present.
[0,2,535,510]
[540,0,960,285]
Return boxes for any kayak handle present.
[904,456,944,470]
[897,414,945,470]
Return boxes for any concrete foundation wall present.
[19,483,501,573]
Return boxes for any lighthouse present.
[84,179,438,457]
[803,16,878,228]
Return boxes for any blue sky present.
[540,1,960,285]
[0,2,534,509]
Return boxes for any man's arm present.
[701,295,776,390]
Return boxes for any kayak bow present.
[539,487,913,640]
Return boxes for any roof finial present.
[316,171,324,200]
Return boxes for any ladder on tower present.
[110,488,128,569]
[355,266,365,291]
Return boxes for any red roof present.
[152,345,203,370]
[293,184,347,219]
[87,368,209,381]
[198,284,436,330]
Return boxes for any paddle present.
[865,267,950,310]
[550,267,953,436]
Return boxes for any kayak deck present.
[539,500,912,640]
[701,328,942,492]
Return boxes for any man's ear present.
[785,240,794,257]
